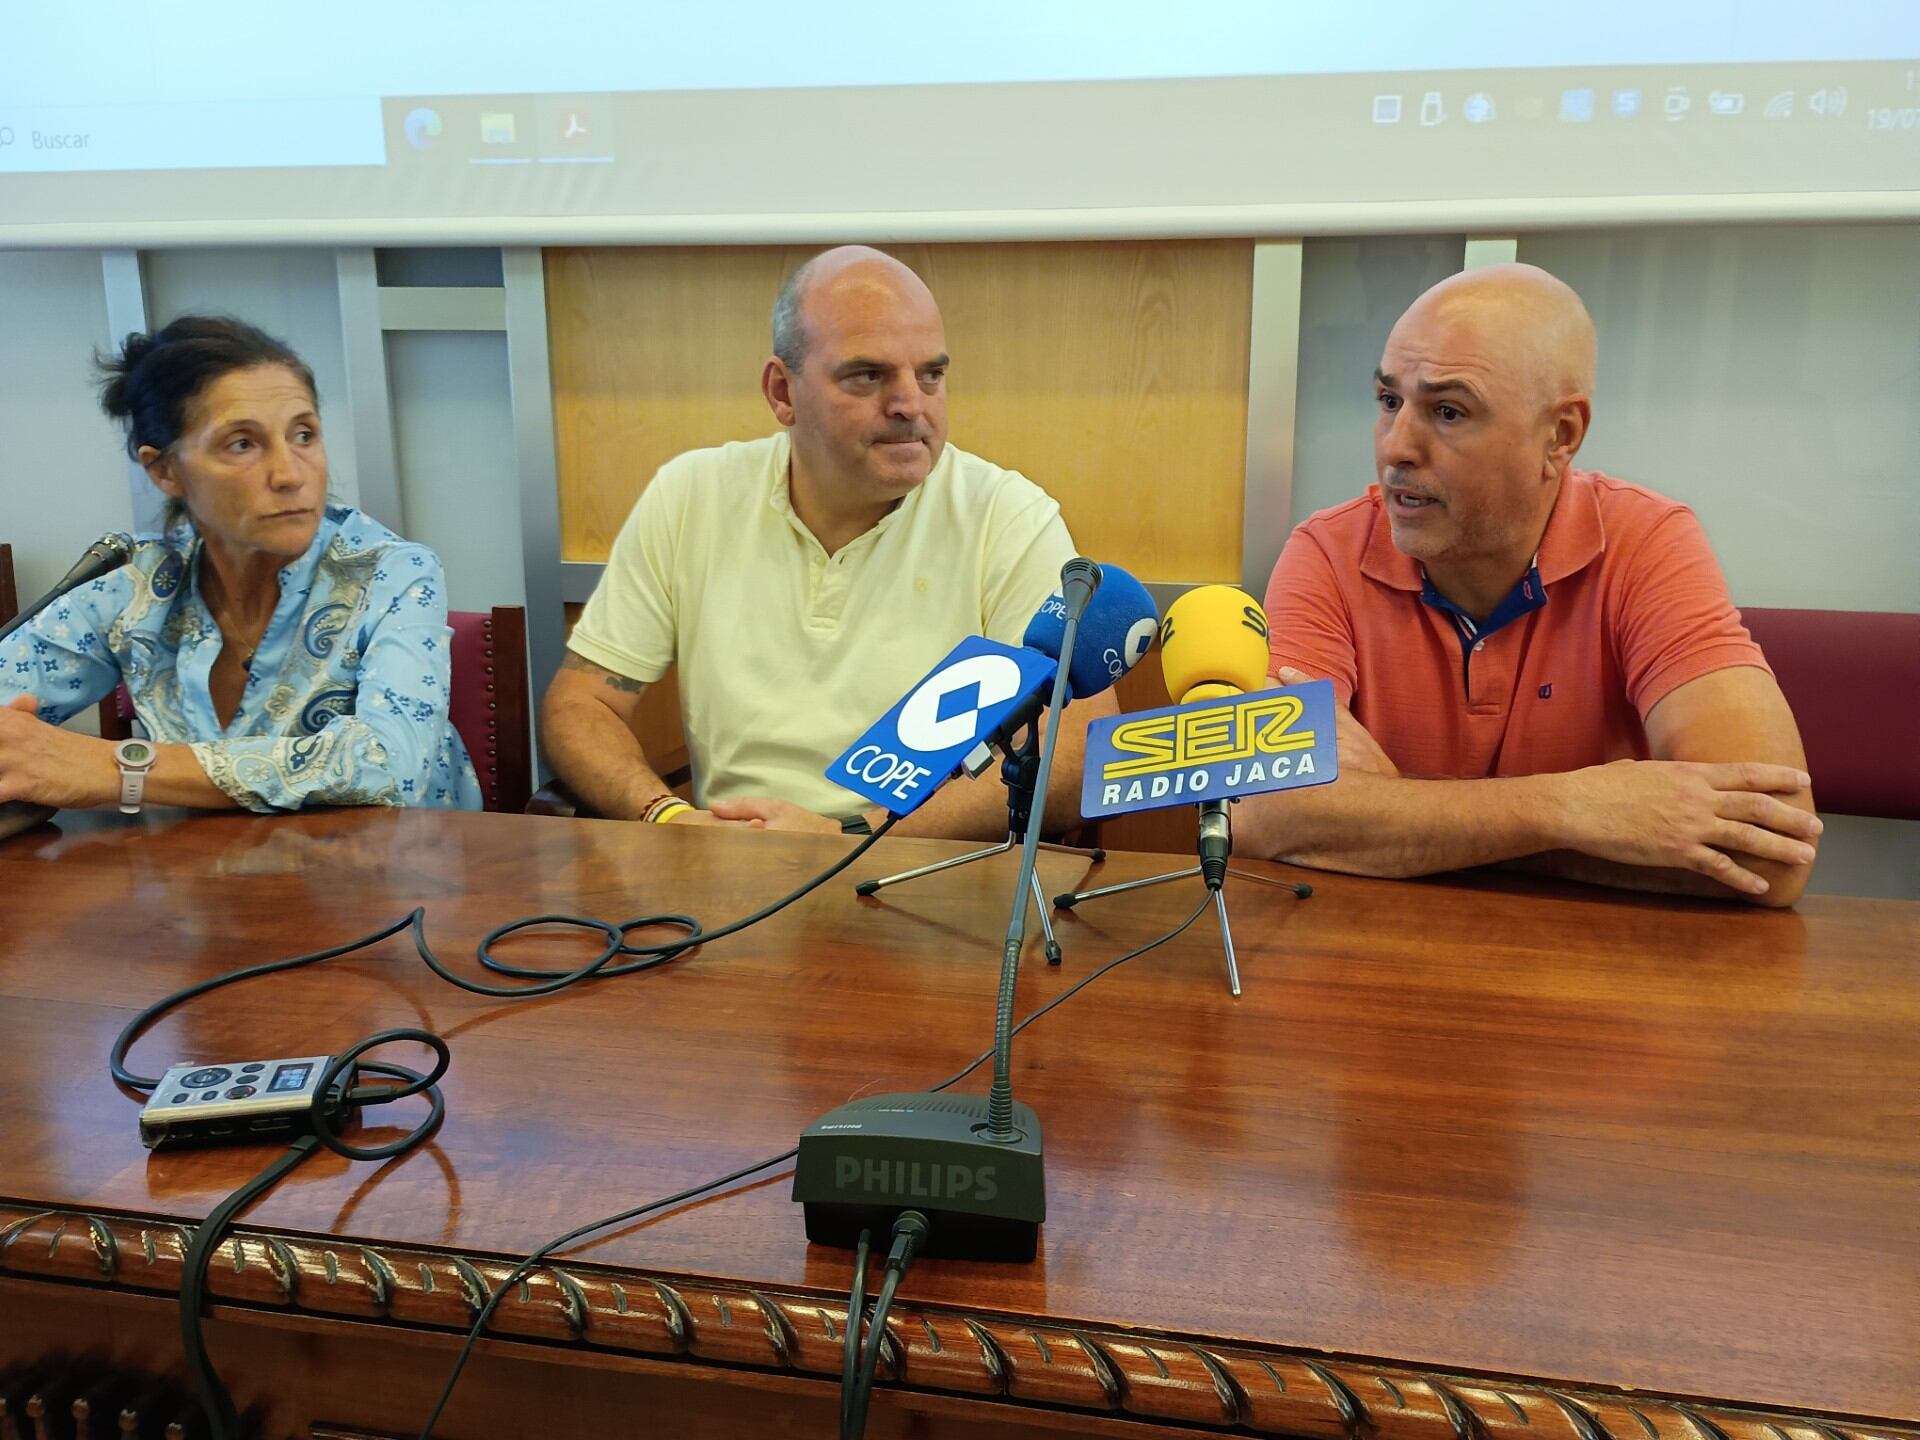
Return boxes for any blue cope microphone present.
[827,564,1159,817]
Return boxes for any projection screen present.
[3,0,1917,246]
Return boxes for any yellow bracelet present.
[649,799,693,825]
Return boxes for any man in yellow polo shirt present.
[539,245,1114,839]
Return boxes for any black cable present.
[415,893,1214,1440]
[110,822,902,1437]
[180,1134,319,1438]
[843,1210,931,1440]
[113,820,905,1097]
[180,1028,450,1440]
[926,893,1214,1094]
[847,1265,903,1439]
[840,1228,872,1436]
[111,914,418,1092]
[423,815,902,997]
[413,1146,800,1440]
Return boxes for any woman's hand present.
[0,697,119,809]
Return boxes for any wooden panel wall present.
[546,241,1253,583]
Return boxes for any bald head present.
[1392,263,1596,411]
[771,246,938,370]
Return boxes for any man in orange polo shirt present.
[1243,264,1821,905]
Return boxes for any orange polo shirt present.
[1262,470,1770,779]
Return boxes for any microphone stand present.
[1052,799,1310,998]
[791,559,1102,1259]
[853,709,1103,968]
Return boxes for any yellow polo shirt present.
[567,432,1077,815]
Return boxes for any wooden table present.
[0,808,1914,1440]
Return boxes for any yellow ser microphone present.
[1156,585,1272,891]
[1159,584,1271,704]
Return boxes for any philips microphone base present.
[794,1092,1044,1261]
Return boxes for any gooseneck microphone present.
[795,558,1160,1261]
[984,557,1099,1140]
[0,532,134,646]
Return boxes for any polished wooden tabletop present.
[1,807,1915,1425]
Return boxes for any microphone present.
[1157,585,1271,890]
[0,532,134,646]
[828,566,1159,817]
[959,562,1158,777]
[1020,563,1158,701]
[796,558,1155,1261]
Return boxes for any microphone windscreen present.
[1158,585,1270,703]
[1022,563,1159,700]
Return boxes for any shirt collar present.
[1360,469,1606,594]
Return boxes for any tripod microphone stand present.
[1052,799,1309,997]
[855,723,1103,966]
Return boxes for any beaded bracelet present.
[642,794,693,824]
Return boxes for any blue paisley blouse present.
[0,504,481,811]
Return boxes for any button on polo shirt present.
[1263,470,1771,780]
[568,431,1076,814]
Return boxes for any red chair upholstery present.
[98,606,534,814]
[1740,607,1920,821]
[98,684,136,742]
[448,607,533,814]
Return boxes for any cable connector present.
[885,1209,931,1271]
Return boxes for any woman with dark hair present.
[0,315,481,813]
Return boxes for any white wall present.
[142,248,363,510]
[0,251,129,600]
[1521,224,1920,612]
[386,329,526,612]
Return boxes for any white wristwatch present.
[114,737,157,814]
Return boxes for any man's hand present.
[1555,758,1821,898]
[0,696,116,809]
[706,796,843,833]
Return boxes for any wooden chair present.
[0,544,17,624]
[446,606,534,814]
[99,605,535,815]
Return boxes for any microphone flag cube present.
[1080,678,1341,819]
[828,636,1057,816]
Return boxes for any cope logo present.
[1080,678,1342,818]
[1107,617,1157,682]
[829,637,1056,816]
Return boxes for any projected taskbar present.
[380,96,617,167]
[1,64,1912,179]
[0,94,612,175]
[0,99,385,174]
